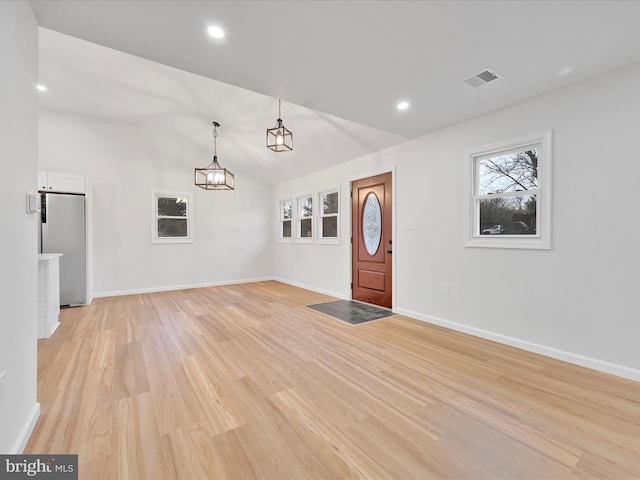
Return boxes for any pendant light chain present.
[212,121,219,159]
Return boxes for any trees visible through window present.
[280,189,340,245]
[478,149,538,235]
[279,199,292,241]
[296,195,313,242]
[317,188,339,243]
[465,131,551,249]
[152,192,193,244]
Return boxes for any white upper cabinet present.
[38,171,86,194]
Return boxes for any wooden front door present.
[351,172,392,308]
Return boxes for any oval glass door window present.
[363,192,382,255]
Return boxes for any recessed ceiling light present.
[397,101,409,111]
[36,84,47,92]
[207,26,225,39]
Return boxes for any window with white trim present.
[316,187,340,244]
[278,199,293,242]
[151,192,193,244]
[464,131,552,249]
[295,194,313,243]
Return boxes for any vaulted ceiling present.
[30,0,640,182]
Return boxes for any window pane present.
[282,220,292,238]
[322,191,339,215]
[322,216,338,238]
[298,197,312,218]
[158,196,187,217]
[479,195,536,235]
[478,149,538,195]
[300,218,312,237]
[363,193,382,255]
[281,201,292,220]
[158,218,188,237]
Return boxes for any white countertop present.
[38,253,63,261]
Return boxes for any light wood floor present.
[25,281,640,479]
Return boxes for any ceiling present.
[30,0,640,182]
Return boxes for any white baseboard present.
[395,307,640,383]
[10,402,40,454]
[46,321,60,338]
[272,277,348,301]
[92,277,274,298]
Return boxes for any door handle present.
[386,249,392,254]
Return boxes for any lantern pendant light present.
[266,99,293,152]
[194,121,235,190]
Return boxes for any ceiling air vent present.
[463,69,500,88]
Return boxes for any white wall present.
[274,64,640,381]
[0,2,40,453]
[39,109,273,297]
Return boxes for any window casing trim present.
[294,193,314,243]
[315,186,340,245]
[464,130,552,250]
[277,198,293,243]
[151,192,194,244]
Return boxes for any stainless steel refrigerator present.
[39,193,87,307]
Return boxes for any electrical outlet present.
[136,267,144,274]
[0,371,6,404]
[442,283,451,296]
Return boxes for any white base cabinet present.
[37,253,62,339]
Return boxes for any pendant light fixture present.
[194,121,235,190]
[266,99,293,152]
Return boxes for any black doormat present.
[307,300,394,325]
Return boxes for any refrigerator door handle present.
[40,194,47,223]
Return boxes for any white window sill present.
[465,235,549,250]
